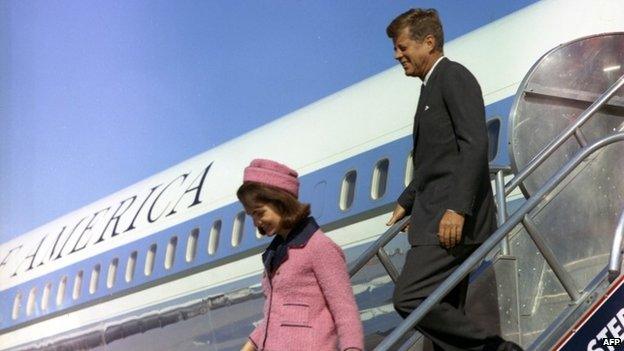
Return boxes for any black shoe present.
[497,341,524,351]
[483,336,524,351]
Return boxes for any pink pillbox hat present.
[243,159,300,197]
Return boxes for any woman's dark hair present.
[237,181,311,231]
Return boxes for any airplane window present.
[12,292,21,320]
[42,283,52,311]
[165,236,178,270]
[340,170,357,211]
[89,264,100,294]
[145,244,157,276]
[404,153,414,187]
[208,220,221,255]
[186,228,199,262]
[107,258,119,289]
[487,118,501,162]
[26,287,37,316]
[56,276,67,306]
[72,270,83,300]
[231,212,245,247]
[371,158,390,200]
[126,251,137,282]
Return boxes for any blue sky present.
[0,0,539,243]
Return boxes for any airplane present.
[1,0,623,350]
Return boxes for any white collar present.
[423,56,445,86]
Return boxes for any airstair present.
[353,33,624,351]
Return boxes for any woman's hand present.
[240,340,256,351]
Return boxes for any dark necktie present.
[417,83,427,112]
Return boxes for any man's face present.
[393,28,434,79]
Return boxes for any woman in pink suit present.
[238,159,364,351]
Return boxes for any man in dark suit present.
[385,8,522,351]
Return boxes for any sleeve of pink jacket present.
[312,235,365,351]
[248,274,267,348]
[249,324,262,349]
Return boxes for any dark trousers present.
[393,245,499,351]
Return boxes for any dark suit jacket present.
[398,57,496,246]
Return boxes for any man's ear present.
[424,34,436,53]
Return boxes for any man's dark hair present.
[386,8,444,53]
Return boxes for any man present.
[385,9,522,351]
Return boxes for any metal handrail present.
[375,133,624,350]
[495,168,510,255]
[608,209,624,283]
[504,73,624,197]
[522,215,580,301]
[349,164,512,279]
[348,217,410,278]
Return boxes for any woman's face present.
[245,203,285,236]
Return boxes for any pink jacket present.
[249,222,364,351]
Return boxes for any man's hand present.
[387,203,409,232]
[438,210,465,248]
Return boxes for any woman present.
[238,159,364,351]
